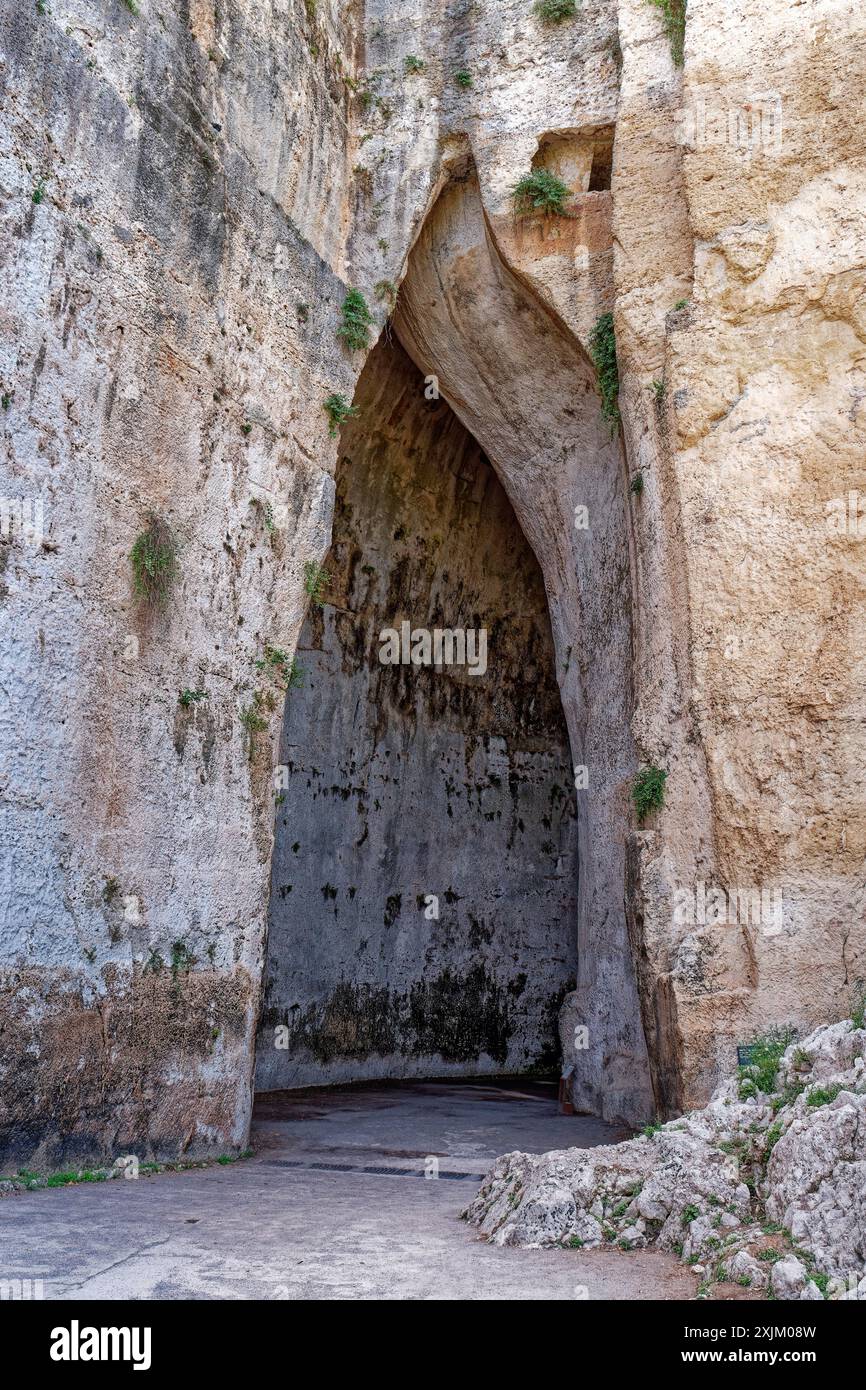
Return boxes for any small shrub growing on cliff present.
[240,701,268,752]
[179,688,207,708]
[404,55,425,74]
[122,0,140,14]
[512,168,570,217]
[32,181,46,204]
[255,644,303,689]
[589,312,620,426]
[630,471,644,496]
[170,940,195,979]
[806,1083,843,1108]
[851,986,866,1031]
[303,561,330,606]
[337,288,375,351]
[374,278,397,305]
[534,0,578,22]
[647,0,686,66]
[454,69,473,89]
[632,764,666,820]
[250,497,276,534]
[323,392,358,436]
[737,1027,795,1098]
[130,514,179,610]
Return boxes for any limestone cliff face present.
[0,0,863,1165]
[615,0,866,1108]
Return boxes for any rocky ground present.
[464,1015,866,1300]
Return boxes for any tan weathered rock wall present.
[614,0,866,1109]
[1,0,863,1165]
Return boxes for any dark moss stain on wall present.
[261,967,576,1074]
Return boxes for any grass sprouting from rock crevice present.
[512,168,571,216]
[647,0,686,66]
[589,311,620,426]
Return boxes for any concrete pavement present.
[0,1080,698,1300]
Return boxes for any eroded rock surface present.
[464,1018,866,1299]
[1,0,864,1168]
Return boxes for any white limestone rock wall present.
[0,0,355,1164]
[1,0,863,1165]
[612,0,866,1110]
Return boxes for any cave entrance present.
[254,332,579,1090]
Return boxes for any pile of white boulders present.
[463,1018,866,1300]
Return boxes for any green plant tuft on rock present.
[806,1083,843,1108]
[130,513,179,610]
[737,1027,796,1098]
[589,311,620,425]
[240,701,268,754]
[323,392,358,436]
[534,0,577,22]
[337,288,375,351]
[404,55,425,73]
[647,0,686,66]
[632,764,667,820]
[255,644,304,691]
[374,278,397,304]
[304,560,330,606]
[454,68,473,89]
[170,940,195,979]
[512,168,570,217]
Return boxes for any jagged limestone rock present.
[465,1020,866,1298]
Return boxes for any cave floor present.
[4,1080,699,1300]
